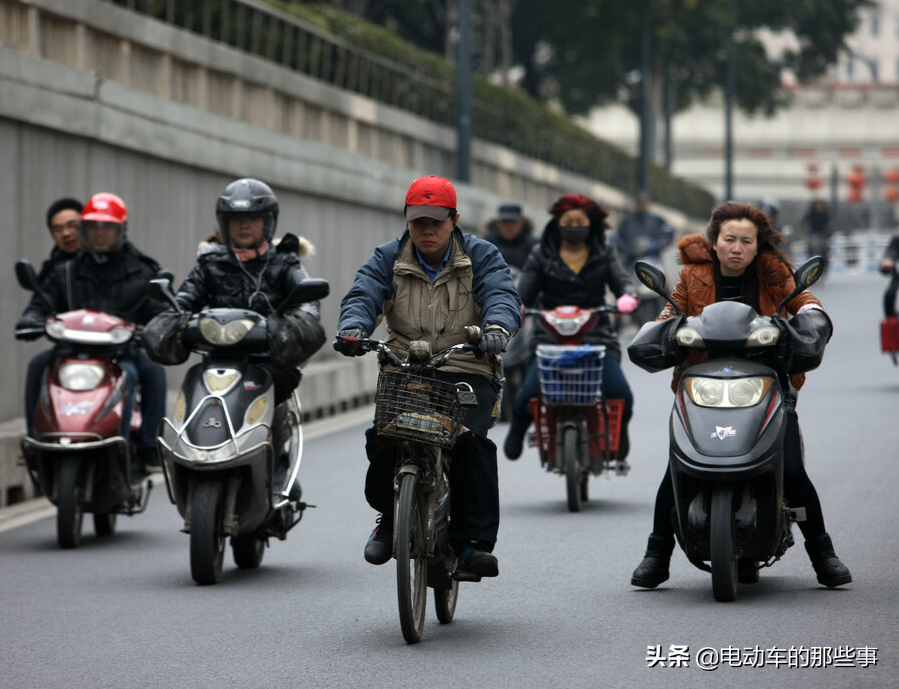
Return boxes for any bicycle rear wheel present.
[396,472,428,644]
[434,578,458,624]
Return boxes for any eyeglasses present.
[50,220,79,234]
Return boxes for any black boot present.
[503,416,530,460]
[631,534,675,588]
[804,533,852,587]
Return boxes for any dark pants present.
[26,348,166,450]
[884,272,899,317]
[259,364,302,406]
[364,372,500,550]
[650,405,827,542]
[511,355,634,460]
[117,350,167,449]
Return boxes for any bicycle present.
[335,329,482,644]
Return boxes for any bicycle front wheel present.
[396,472,428,644]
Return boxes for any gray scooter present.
[149,277,329,585]
[628,258,826,601]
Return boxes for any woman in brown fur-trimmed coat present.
[630,201,852,591]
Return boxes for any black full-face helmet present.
[215,178,279,247]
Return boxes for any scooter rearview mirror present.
[634,260,679,314]
[275,278,330,315]
[775,256,825,314]
[147,278,181,312]
[15,259,38,292]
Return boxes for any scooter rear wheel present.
[396,472,427,644]
[56,456,83,549]
[190,478,226,585]
[232,532,266,569]
[711,486,738,602]
[93,511,117,537]
[563,427,582,512]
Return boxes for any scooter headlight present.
[199,317,255,346]
[675,327,705,348]
[544,312,591,336]
[685,376,771,408]
[746,325,780,347]
[108,326,134,345]
[58,363,105,391]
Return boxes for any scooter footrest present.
[788,506,807,522]
[454,570,483,583]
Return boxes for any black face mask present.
[559,226,590,244]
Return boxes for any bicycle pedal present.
[454,570,483,583]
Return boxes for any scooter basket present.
[375,371,466,448]
[536,344,605,406]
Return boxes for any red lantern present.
[805,176,822,190]
[846,167,867,202]
[885,187,899,202]
[884,168,899,184]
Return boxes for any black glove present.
[142,310,191,365]
[15,316,45,341]
[334,328,367,357]
[771,314,793,370]
[479,325,510,354]
[269,311,326,368]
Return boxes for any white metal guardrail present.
[790,229,893,274]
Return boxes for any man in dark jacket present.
[879,229,899,317]
[613,193,674,269]
[15,193,168,474]
[482,202,536,270]
[17,198,83,438]
[335,175,520,577]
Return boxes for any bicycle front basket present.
[375,371,466,448]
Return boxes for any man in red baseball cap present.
[335,175,521,579]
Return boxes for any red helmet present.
[80,192,128,254]
[81,193,128,224]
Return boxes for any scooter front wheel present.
[56,456,84,549]
[563,427,582,512]
[190,478,226,585]
[710,485,738,602]
[396,472,427,644]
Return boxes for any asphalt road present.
[0,271,896,689]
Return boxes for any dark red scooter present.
[525,305,625,512]
[16,261,151,548]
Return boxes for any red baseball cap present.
[404,176,457,221]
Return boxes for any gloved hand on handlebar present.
[15,315,44,340]
[479,325,510,354]
[616,293,640,314]
[334,328,367,357]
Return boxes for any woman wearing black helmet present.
[148,179,326,482]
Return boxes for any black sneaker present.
[458,543,499,577]
[363,515,392,565]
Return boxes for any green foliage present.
[269,2,712,217]
[511,0,872,118]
